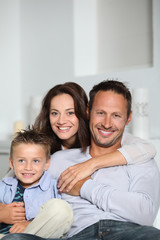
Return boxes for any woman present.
[34,82,156,192]
[34,82,90,153]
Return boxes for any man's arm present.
[80,163,160,226]
[65,162,160,226]
[0,202,26,224]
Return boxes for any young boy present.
[0,128,73,238]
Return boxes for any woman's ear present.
[9,157,14,170]
[44,158,51,171]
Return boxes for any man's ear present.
[9,157,14,170]
[126,111,132,126]
[44,158,51,171]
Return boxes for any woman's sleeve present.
[118,132,156,164]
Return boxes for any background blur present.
[0,0,160,140]
[1,0,160,225]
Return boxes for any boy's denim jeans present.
[1,220,160,240]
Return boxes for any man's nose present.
[103,116,112,128]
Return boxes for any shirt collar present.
[2,171,52,191]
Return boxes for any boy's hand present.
[9,221,31,233]
[0,202,26,224]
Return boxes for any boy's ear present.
[9,157,14,170]
[44,158,51,171]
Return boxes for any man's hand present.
[62,177,91,196]
[9,221,31,233]
[0,202,26,224]
[58,159,95,193]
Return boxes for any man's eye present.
[114,114,120,118]
[97,112,104,115]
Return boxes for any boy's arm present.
[0,202,26,224]
[9,221,32,233]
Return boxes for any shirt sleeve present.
[118,132,156,164]
[80,161,160,226]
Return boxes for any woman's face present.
[49,93,79,147]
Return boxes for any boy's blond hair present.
[10,126,51,160]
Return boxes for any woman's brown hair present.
[34,82,90,154]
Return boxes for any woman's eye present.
[67,111,75,116]
[51,111,58,116]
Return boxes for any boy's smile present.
[9,143,50,188]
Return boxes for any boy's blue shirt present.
[0,171,61,220]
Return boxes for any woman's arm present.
[58,151,126,192]
[120,132,156,164]
[58,132,156,192]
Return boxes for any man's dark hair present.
[89,80,132,119]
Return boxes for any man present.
[2,80,160,240]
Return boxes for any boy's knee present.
[41,199,73,222]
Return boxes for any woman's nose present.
[57,113,67,124]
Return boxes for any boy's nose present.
[25,162,32,170]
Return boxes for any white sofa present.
[152,139,160,229]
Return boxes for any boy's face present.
[9,143,50,188]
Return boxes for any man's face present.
[89,90,131,149]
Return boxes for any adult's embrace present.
[50,80,160,240]
[4,80,160,240]
[33,81,156,193]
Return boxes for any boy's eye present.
[19,159,24,163]
[34,160,39,163]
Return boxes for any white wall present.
[0,0,160,140]
[0,0,21,139]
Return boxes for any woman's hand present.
[58,159,95,193]
[62,177,91,196]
